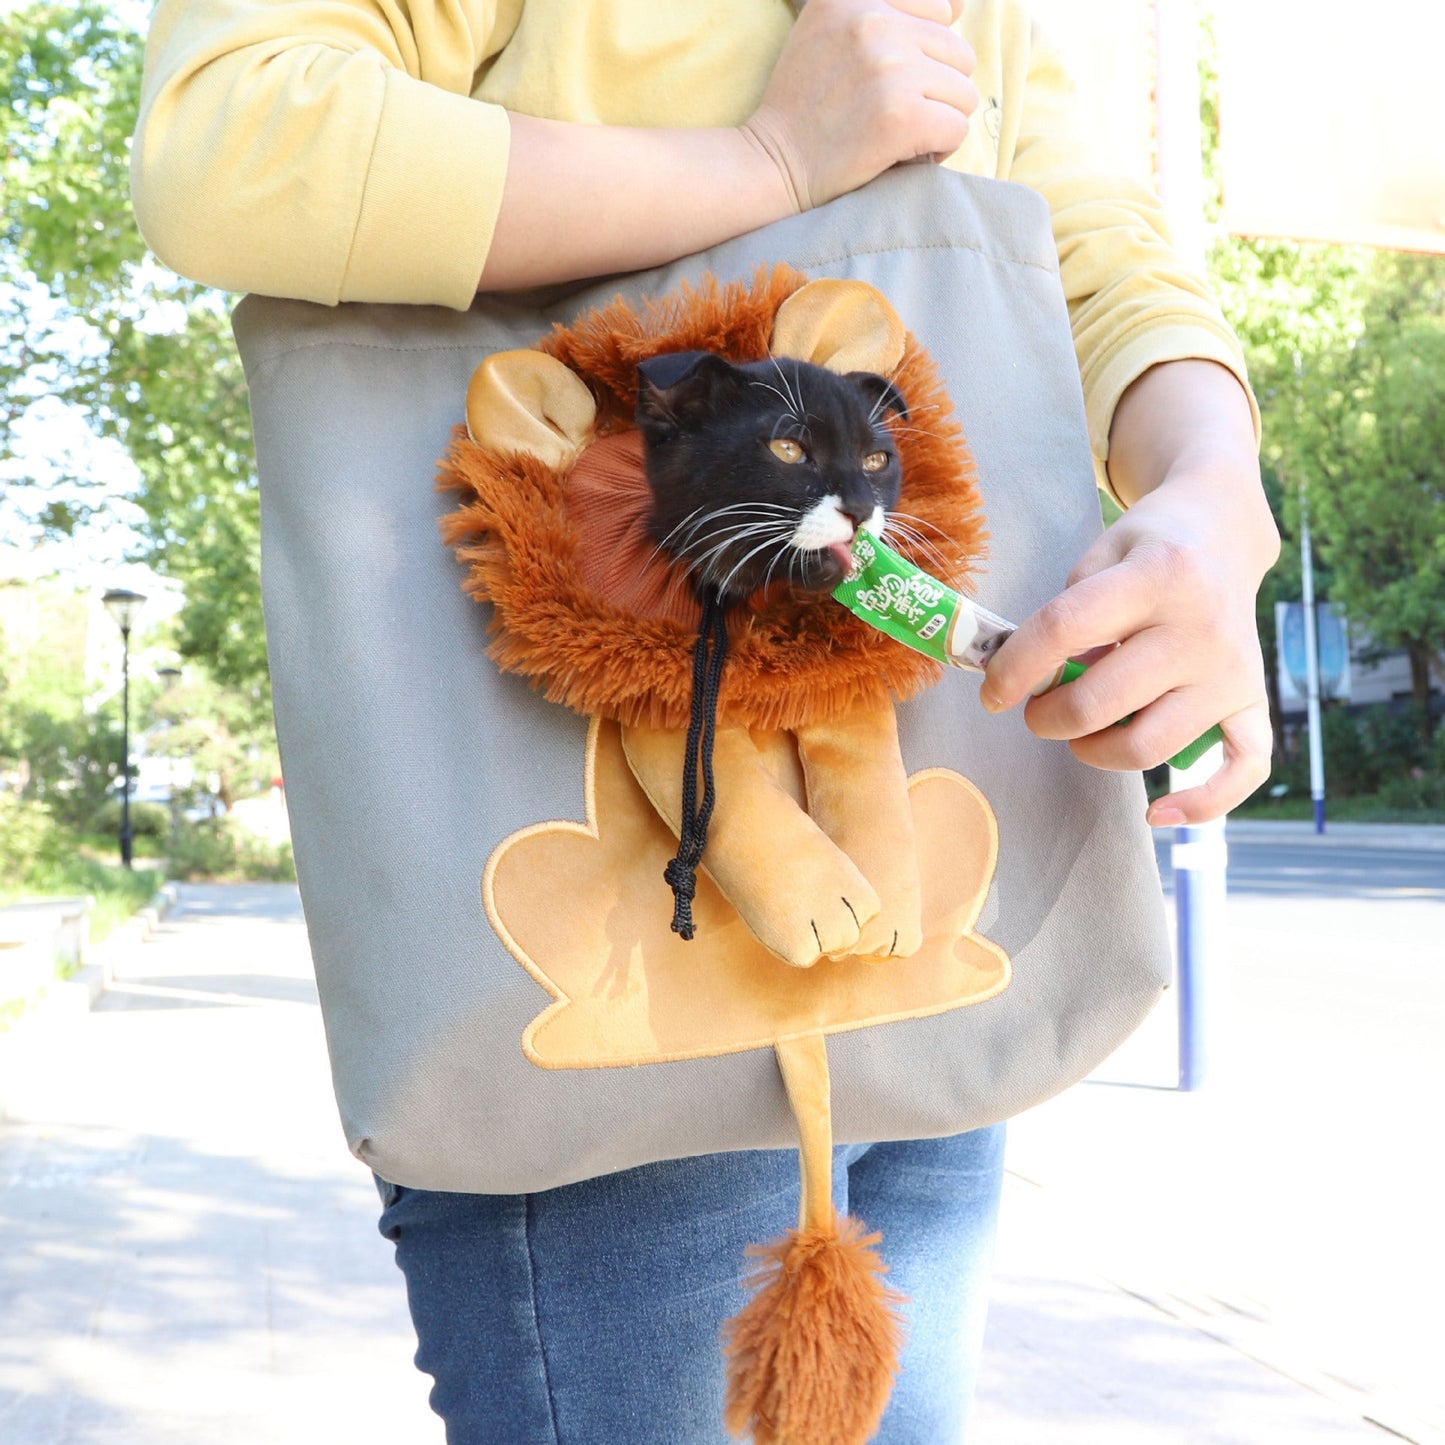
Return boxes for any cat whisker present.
[888,509,955,541]
[769,414,811,448]
[715,533,795,598]
[674,522,792,574]
[760,545,790,595]
[881,519,952,574]
[662,503,796,560]
[882,517,949,557]
[649,503,712,564]
[881,425,943,444]
[768,354,805,421]
[750,378,800,418]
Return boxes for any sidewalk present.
[0,883,1432,1443]
[0,884,439,1445]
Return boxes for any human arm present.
[130,0,979,305]
[481,0,979,289]
[987,10,1259,502]
[978,360,1279,824]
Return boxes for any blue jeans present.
[376,1125,1004,1444]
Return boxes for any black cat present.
[635,352,909,603]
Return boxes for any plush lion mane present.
[437,265,986,732]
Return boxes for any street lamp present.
[102,588,147,868]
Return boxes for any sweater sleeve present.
[1000,12,1260,499]
[131,0,513,308]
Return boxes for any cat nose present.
[837,501,871,530]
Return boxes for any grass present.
[2,856,164,951]
[1,854,164,1037]
[1232,794,1445,825]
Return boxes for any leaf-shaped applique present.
[484,719,1010,1069]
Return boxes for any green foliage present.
[1284,291,1445,699]
[0,793,163,944]
[86,796,171,842]
[2,2,266,697]
[0,792,66,883]
[1249,703,1440,808]
[1313,704,1431,798]
[0,599,125,827]
[1375,772,1445,814]
[1201,8,1445,745]
[146,670,278,808]
[166,817,296,883]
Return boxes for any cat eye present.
[862,450,890,473]
[769,438,806,464]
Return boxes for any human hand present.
[978,468,1280,825]
[742,0,979,212]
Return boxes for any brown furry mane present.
[437,266,987,732]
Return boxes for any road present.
[995,831,1445,1442]
[1157,837,1445,900]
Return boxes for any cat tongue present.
[828,540,856,575]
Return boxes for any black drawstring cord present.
[663,586,729,940]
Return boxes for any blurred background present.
[1,1,1442,1442]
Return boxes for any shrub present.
[85,798,172,842]
[1321,707,1376,795]
[0,793,64,887]
[166,817,296,882]
[1375,771,1445,813]
[1360,702,1432,774]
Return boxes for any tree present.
[1283,267,1445,734]
[1,2,265,696]
[145,668,279,810]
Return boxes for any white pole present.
[1299,492,1327,833]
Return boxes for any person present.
[131,2,1280,1440]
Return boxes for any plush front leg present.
[620,721,881,968]
[793,702,923,960]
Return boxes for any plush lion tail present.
[722,1033,905,1445]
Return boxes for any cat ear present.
[466,350,597,469]
[844,372,910,424]
[635,351,745,435]
[771,280,906,376]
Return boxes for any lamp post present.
[102,588,147,868]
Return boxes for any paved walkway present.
[0,883,1433,1443]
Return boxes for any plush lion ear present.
[466,351,598,469]
[770,280,906,377]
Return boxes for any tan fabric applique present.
[485,716,1010,1071]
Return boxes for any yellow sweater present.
[131,0,1257,475]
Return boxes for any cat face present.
[635,351,908,602]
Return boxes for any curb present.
[1,885,181,1120]
[1225,820,1445,854]
[10,883,180,1025]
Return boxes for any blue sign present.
[1275,602,1350,702]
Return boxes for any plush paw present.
[763,884,882,969]
[846,906,924,963]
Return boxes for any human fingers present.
[978,551,1169,712]
[1143,701,1274,824]
[885,0,966,24]
[751,0,977,205]
[1049,648,1258,774]
[884,2,977,76]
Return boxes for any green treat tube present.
[832,535,1223,771]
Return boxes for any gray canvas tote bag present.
[233,166,1170,1193]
